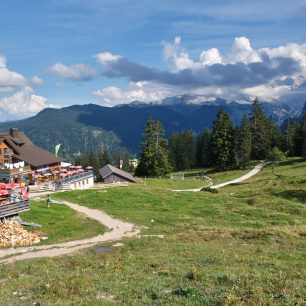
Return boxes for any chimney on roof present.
[9,128,18,138]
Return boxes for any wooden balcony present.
[0,165,32,176]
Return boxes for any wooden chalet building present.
[99,164,137,184]
[0,128,63,184]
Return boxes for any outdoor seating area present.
[31,165,93,184]
[0,182,29,205]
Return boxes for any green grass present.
[0,158,305,305]
[19,200,104,245]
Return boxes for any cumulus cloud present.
[0,55,27,88]
[31,76,44,85]
[95,52,121,65]
[163,35,181,61]
[228,36,261,64]
[47,63,97,81]
[96,49,299,88]
[242,84,292,101]
[0,86,56,115]
[95,36,306,103]
[92,82,169,106]
[200,48,223,66]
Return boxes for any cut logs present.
[0,221,41,247]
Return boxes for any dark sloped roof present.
[0,129,64,167]
[99,164,137,183]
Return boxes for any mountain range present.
[0,95,304,158]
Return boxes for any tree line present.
[74,148,133,181]
[74,98,306,178]
[136,98,306,176]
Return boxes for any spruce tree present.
[239,115,252,167]
[99,148,110,167]
[87,151,100,180]
[231,127,242,168]
[195,133,202,167]
[249,97,271,159]
[210,109,234,169]
[169,130,195,171]
[302,115,306,158]
[199,129,211,167]
[283,120,301,156]
[169,132,180,170]
[136,118,171,177]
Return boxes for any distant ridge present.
[0,95,303,157]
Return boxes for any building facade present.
[0,128,63,184]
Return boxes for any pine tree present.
[136,118,171,177]
[169,132,180,170]
[239,115,252,167]
[87,151,100,180]
[99,148,110,167]
[231,127,242,168]
[302,115,306,158]
[198,129,211,167]
[249,97,271,159]
[210,109,234,169]
[169,130,195,171]
[122,150,134,173]
[268,117,282,149]
[283,120,300,156]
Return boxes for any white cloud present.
[163,36,181,61]
[129,81,148,88]
[47,63,97,81]
[174,52,196,71]
[174,36,181,45]
[0,55,27,88]
[228,36,261,64]
[95,52,121,65]
[260,42,306,79]
[0,87,55,115]
[158,36,306,102]
[92,82,167,106]
[200,48,223,65]
[242,84,291,101]
[0,86,14,93]
[31,76,43,85]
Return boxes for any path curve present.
[173,162,270,192]
[0,200,139,265]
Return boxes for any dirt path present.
[0,200,139,265]
[173,162,270,192]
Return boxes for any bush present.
[268,147,286,162]
[201,187,218,193]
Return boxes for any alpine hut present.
[99,164,137,184]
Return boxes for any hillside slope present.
[0,98,303,155]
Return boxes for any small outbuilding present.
[99,164,137,184]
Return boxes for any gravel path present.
[173,162,270,192]
[0,200,139,265]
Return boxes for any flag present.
[55,144,61,157]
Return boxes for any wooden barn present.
[99,164,137,184]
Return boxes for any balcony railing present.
[0,200,30,218]
[55,170,94,186]
[0,165,32,175]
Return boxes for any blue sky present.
[0,0,306,120]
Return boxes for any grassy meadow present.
[0,158,305,305]
[19,200,104,245]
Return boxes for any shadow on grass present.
[274,189,306,203]
[277,158,306,167]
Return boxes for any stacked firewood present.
[0,221,41,247]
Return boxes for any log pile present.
[0,221,41,247]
